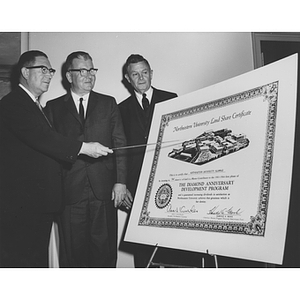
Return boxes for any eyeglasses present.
[26,65,56,76]
[68,68,98,77]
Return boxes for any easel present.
[146,243,219,268]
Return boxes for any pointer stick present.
[112,140,180,150]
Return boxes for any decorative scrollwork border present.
[138,82,278,236]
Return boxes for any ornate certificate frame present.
[139,82,277,236]
[125,54,298,264]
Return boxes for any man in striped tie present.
[0,50,112,267]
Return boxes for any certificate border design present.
[138,82,278,236]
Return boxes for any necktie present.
[35,100,52,127]
[79,97,85,124]
[142,93,150,111]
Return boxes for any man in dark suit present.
[0,50,112,267]
[118,54,177,267]
[45,51,131,267]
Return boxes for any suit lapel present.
[132,94,147,130]
[85,91,97,121]
[150,87,161,106]
[16,87,38,114]
[64,93,82,124]
[17,87,53,128]
[144,88,160,136]
[149,88,157,116]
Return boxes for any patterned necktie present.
[142,93,150,111]
[79,97,85,124]
[35,100,52,127]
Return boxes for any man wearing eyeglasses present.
[45,51,132,267]
[0,50,113,267]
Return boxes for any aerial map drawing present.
[168,128,250,165]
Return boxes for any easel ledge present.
[146,244,219,268]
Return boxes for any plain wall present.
[28,32,254,267]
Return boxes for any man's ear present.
[150,69,153,80]
[124,74,130,83]
[21,67,29,80]
[66,71,72,84]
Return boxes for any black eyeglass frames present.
[26,65,56,76]
[68,68,98,77]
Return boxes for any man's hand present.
[79,142,113,158]
[111,183,127,208]
[111,184,134,210]
[122,189,133,210]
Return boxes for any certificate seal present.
[155,184,172,209]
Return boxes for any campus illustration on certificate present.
[125,54,298,264]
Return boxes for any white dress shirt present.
[71,90,89,118]
[134,87,153,109]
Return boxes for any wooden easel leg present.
[146,244,159,268]
[213,255,218,268]
[206,249,218,268]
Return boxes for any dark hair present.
[125,54,151,74]
[17,50,48,75]
[65,51,93,71]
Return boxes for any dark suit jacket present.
[45,90,127,204]
[118,87,177,196]
[0,86,82,221]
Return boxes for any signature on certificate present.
[167,204,198,214]
[207,205,243,216]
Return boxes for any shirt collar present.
[70,90,90,102]
[19,83,38,102]
[134,87,153,104]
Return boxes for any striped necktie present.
[35,100,52,127]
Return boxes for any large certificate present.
[124,54,298,264]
